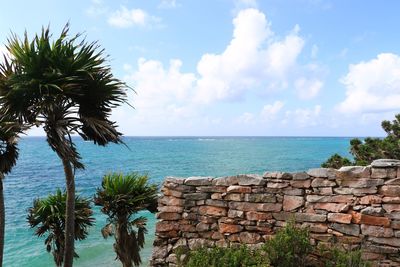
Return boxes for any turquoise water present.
[4,136,352,266]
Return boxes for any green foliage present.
[262,220,312,267]
[94,173,158,267]
[321,153,352,169]
[177,245,269,267]
[0,24,128,168]
[322,113,400,168]
[27,189,94,267]
[319,245,371,267]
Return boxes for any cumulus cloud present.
[195,9,305,104]
[337,53,400,113]
[285,105,322,127]
[119,8,323,134]
[108,6,161,28]
[295,78,323,99]
[158,0,180,9]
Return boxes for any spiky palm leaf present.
[27,189,94,267]
[0,24,128,169]
[94,173,158,267]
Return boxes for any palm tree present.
[0,54,27,267]
[27,189,94,267]
[94,173,158,267]
[0,25,127,266]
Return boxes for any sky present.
[1,0,400,137]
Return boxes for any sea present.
[3,136,353,266]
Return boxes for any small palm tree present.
[27,189,94,267]
[94,173,158,267]
[0,25,128,266]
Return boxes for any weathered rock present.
[165,177,185,184]
[391,220,400,229]
[290,179,311,188]
[369,237,400,247]
[159,196,184,206]
[302,222,328,233]
[383,204,400,213]
[246,211,272,221]
[283,188,304,196]
[283,195,304,211]
[314,203,349,212]
[385,178,400,185]
[156,221,180,232]
[198,206,227,216]
[224,193,242,201]
[219,223,243,233]
[364,244,399,254]
[198,186,227,193]
[351,212,390,227]
[361,207,385,216]
[330,223,360,236]
[371,167,397,179]
[228,202,282,212]
[158,205,183,213]
[267,182,289,188]
[237,174,266,186]
[379,185,400,197]
[243,193,276,203]
[371,159,400,168]
[361,224,394,237]
[205,199,228,207]
[213,176,239,186]
[306,195,354,203]
[293,172,310,180]
[337,166,370,178]
[227,209,244,218]
[188,238,212,249]
[227,185,252,193]
[157,212,182,220]
[273,212,326,222]
[337,178,384,188]
[311,178,336,187]
[239,232,261,244]
[359,195,382,205]
[195,222,210,232]
[162,188,184,198]
[307,168,336,178]
[185,176,213,186]
[184,192,210,200]
[334,187,378,195]
[327,213,352,224]
[152,245,168,260]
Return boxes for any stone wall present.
[151,159,400,266]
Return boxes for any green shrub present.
[319,245,371,267]
[177,245,269,267]
[262,220,313,267]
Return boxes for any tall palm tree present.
[0,25,127,266]
[94,173,158,267]
[0,115,23,267]
[27,189,94,267]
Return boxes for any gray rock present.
[307,168,336,178]
[330,223,360,236]
[213,176,239,186]
[337,166,370,178]
[361,207,385,216]
[293,172,310,180]
[237,174,266,186]
[184,192,209,200]
[311,178,336,187]
[371,159,400,168]
[185,176,214,186]
[165,176,185,184]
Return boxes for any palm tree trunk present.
[116,221,131,267]
[0,174,4,267]
[62,159,75,267]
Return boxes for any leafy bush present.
[262,220,312,267]
[177,245,269,267]
[319,245,371,267]
[322,113,400,168]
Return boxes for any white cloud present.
[158,0,180,9]
[295,78,323,99]
[195,8,305,104]
[86,0,108,17]
[337,53,400,113]
[108,6,161,28]
[285,105,322,127]
[260,101,284,121]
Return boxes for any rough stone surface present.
[152,160,400,266]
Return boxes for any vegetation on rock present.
[322,113,400,168]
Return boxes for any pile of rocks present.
[151,159,400,267]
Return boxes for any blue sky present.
[1,0,400,136]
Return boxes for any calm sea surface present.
[4,136,352,266]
